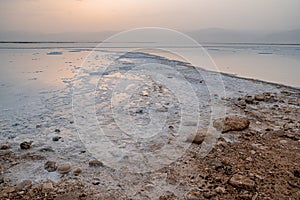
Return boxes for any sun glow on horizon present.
[0,0,299,33]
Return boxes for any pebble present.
[36,124,42,128]
[73,168,82,176]
[44,161,58,172]
[246,157,253,162]
[254,94,265,101]
[42,182,53,191]
[213,116,250,133]
[20,141,32,150]
[54,129,61,133]
[186,127,208,144]
[52,136,62,141]
[0,142,11,150]
[294,170,300,178]
[92,180,100,185]
[89,159,103,167]
[245,96,254,104]
[279,140,288,144]
[57,163,72,174]
[229,174,255,191]
[215,186,226,194]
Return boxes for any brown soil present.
[1,88,299,200]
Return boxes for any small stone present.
[44,161,58,172]
[89,159,103,167]
[250,150,256,155]
[246,157,253,162]
[186,127,208,144]
[245,96,254,104]
[92,180,100,185]
[294,170,300,178]
[20,141,32,150]
[42,182,53,191]
[54,129,61,133]
[57,163,72,174]
[36,124,42,128]
[39,147,55,152]
[16,180,32,191]
[279,140,288,144]
[0,142,11,150]
[229,174,255,191]
[73,168,82,176]
[213,116,250,133]
[141,90,149,96]
[157,106,168,112]
[52,136,62,141]
[215,186,226,194]
[254,94,265,101]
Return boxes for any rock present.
[294,170,300,178]
[141,90,149,96]
[186,189,202,200]
[89,159,103,167]
[0,142,11,150]
[54,129,61,133]
[92,180,100,185]
[254,94,265,101]
[44,161,58,172]
[20,141,32,150]
[215,186,226,194]
[229,174,255,191]
[235,99,246,108]
[279,140,288,144]
[39,147,55,152]
[157,106,168,112]
[73,168,82,176]
[57,163,72,174]
[16,180,32,191]
[52,136,62,141]
[246,157,253,162]
[186,127,207,144]
[36,124,42,128]
[42,182,53,191]
[245,96,254,104]
[213,116,250,133]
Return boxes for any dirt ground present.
[1,81,300,199]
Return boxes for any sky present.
[0,0,300,34]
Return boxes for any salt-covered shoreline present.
[0,51,299,199]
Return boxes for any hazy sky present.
[0,0,300,33]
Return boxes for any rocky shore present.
[0,52,299,199]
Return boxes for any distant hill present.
[186,28,300,44]
[0,28,300,43]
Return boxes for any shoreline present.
[0,50,299,199]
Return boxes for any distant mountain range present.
[1,28,300,43]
